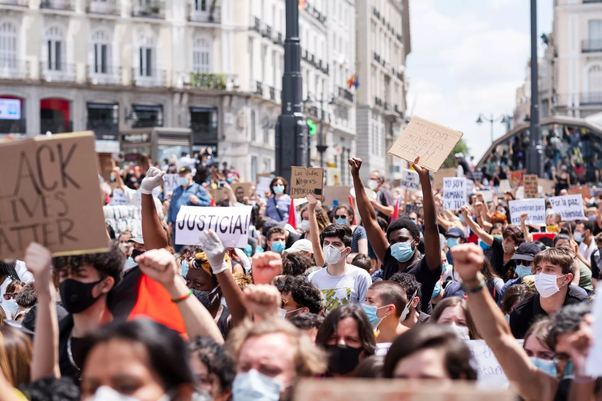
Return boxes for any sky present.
[405,0,553,161]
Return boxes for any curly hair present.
[289,313,325,331]
[282,252,314,276]
[15,283,37,308]
[387,218,421,241]
[189,337,235,394]
[52,242,124,287]
[274,275,323,314]
[548,303,592,350]
[389,272,422,312]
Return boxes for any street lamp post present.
[304,93,332,168]
[527,0,543,178]
[476,114,508,144]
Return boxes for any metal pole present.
[490,114,494,144]
[275,0,307,184]
[319,98,324,167]
[527,0,543,177]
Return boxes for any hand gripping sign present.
[175,205,252,248]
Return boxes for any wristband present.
[461,273,486,293]
[212,261,229,275]
[172,290,193,303]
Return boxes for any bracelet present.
[461,273,486,293]
[172,290,193,303]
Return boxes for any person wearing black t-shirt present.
[350,156,442,314]
[462,209,524,281]
[509,247,588,339]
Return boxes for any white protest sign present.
[508,199,546,226]
[443,177,466,210]
[256,176,272,199]
[466,179,474,195]
[498,179,511,194]
[466,339,523,390]
[548,195,586,221]
[175,205,252,248]
[110,189,129,205]
[480,190,493,203]
[401,169,420,191]
[163,174,180,196]
[586,285,602,376]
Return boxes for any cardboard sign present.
[323,186,352,207]
[290,167,324,200]
[256,176,272,199]
[509,171,522,188]
[231,182,252,202]
[523,174,538,198]
[586,285,602,376]
[433,168,457,191]
[568,186,591,201]
[109,188,129,205]
[508,199,546,226]
[401,169,420,191]
[498,179,511,194]
[0,132,107,259]
[163,174,180,196]
[443,178,466,210]
[387,115,464,172]
[539,178,555,195]
[294,378,514,401]
[466,339,522,390]
[548,195,586,221]
[175,205,252,248]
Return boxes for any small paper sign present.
[480,190,493,203]
[163,174,180,196]
[433,168,457,191]
[548,195,586,221]
[323,186,352,207]
[523,174,538,198]
[498,179,511,194]
[256,176,272,199]
[387,115,464,172]
[290,167,324,200]
[401,169,420,191]
[443,177,466,210]
[508,199,546,226]
[110,188,129,205]
[175,205,252,248]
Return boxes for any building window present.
[195,0,207,11]
[262,158,271,173]
[193,37,210,72]
[0,22,17,69]
[46,26,64,71]
[87,103,119,140]
[589,20,602,41]
[92,30,111,74]
[138,35,155,77]
[588,65,602,95]
[250,110,256,141]
[132,104,163,128]
[251,156,257,182]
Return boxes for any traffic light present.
[307,119,316,136]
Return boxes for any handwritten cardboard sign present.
[548,195,586,221]
[175,205,252,248]
[231,182,252,202]
[387,115,464,172]
[466,339,522,390]
[508,198,546,226]
[290,167,324,200]
[401,169,420,191]
[163,174,180,196]
[433,167,457,191]
[294,378,514,401]
[443,177,466,210]
[323,186,352,207]
[0,132,107,259]
[523,174,538,198]
[498,179,511,194]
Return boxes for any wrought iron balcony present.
[0,0,29,6]
[188,3,220,22]
[132,68,167,87]
[374,52,381,63]
[87,65,122,85]
[338,86,354,103]
[269,86,275,101]
[87,0,119,14]
[132,0,165,18]
[0,58,29,80]
[252,16,261,32]
[190,122,218,142]
[262,25,271,39]
[374,97,383,107]
[40,0,74,10]
[274,32,283,46]
[384,102,389,110]
[581,92,602,105]
[394,104,404,117]
[255,81,263,95]
[582,39,602,53]
[40,62,76,82]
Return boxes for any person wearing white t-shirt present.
[575,220,597,261]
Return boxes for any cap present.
[283,239,313,254]
[446,228,466,239]
[179,166,192,174]
[511,242,542,262]
[454,153,464,158]
[128,237,145,245]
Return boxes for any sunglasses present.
[281,299,302,308]
[3,293,17,300]
[336,215,348,219]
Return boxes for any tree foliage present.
[442,138,470,168]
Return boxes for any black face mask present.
[326,344,363,376]
[131,248,144,260]
[59,278,103,314]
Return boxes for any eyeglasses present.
[281,299,302,308]
[336,215,348,219]
[3,293,16,300]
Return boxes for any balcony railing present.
[188,2,220,22]
[190,122,218,142]
[251,16,260,32]
[338,86,354,102]
[189,72,236,90]
[373,52,381,63]
[269,86,275,101]
[372,7,380,19]
[0,0,29,6]
[384,102,389,110]
[262,25,271,38]
[374,97,383,107]
[132,0,164,18]
[132,68,166,87]
[397,72,403,81]
[275,32,283,46]
[87,0,119,14]
[40,119,72,135]
[396,33,402,42]
[87,65,122,85]
[582,39,602,53]
[302,49,309,62]
[394,104,404,117]
[87,120,119,140]
[0,59,29,80]
[40,0,74,10]
[40,62,75,82]
[583,0,602,3]
[581,92,602,105]
[255,80,263,95]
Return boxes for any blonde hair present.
[227,317,326,377]
[0,326,33,386]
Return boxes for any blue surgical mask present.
[361,304,385,329]
[529,357,557,377]
[335,217,348,226]
[244,244,253,257]
[563,361,574,378]
[574,232,584,243]
[459,214,466,223]
[232,369,283,401]
[589,215,597,222]
[273,185,285,194]
[411,219,417,224]
[447,237,460,249]
[479,240,491,250]
[126,257,138,269]
[505,313,510,323]
[2,299,19,316]
[391,241,415,263]
[181,260,190,277]
[515,264,532,279]
[271,240,285,254]
[179,177,189,186]
[431,281,442,298]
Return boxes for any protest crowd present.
[1,134,602,401]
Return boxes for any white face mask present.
[298,220,310,232]
[449,324,470,341]
[368,179,379,190]
[323,244,344,265]
[399,290,418,323]
[88,386,170,401]
[535,272,566,298]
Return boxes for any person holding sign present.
[367,171,395,221]
[350,156,441,314]
[264,177,291,223]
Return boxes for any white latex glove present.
[198,229,229,274]
[140,167,165,195]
